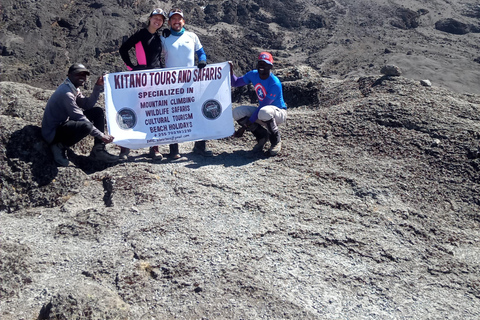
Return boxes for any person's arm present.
[229,62,248,87]
[101,134,115,144]
[195,47,207,68]
[192,32,207,68]
[76,78,103,111]
[119,44,134,70]
[231,73,248,87]
[61,90,105,140]
[119,31,142,70]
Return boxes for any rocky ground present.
[1,0,480,93]
[1,0,480,319]
[1,68,480,318]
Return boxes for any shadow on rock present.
[2,125,90,212]
[5,125,58,186]
[186,150,267,169]
[67,151,118,175]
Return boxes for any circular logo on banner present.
[116,108,137,129]
[202,100,222,120]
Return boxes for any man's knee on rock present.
[78,121,94,136]
[232,108,244,121]
[257,108,274,122]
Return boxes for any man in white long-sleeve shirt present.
[161,8,212,158]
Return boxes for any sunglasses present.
[169,8,183,14]
[151,8,166,16]
[168,8,183,17]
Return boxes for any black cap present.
[68,63,90,75]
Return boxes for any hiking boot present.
[265,119,282,156]
[168,143,181,160]
[168,153,182,160]
[269,140,282,156]
[50,143,69,167]
[233,117,249,137]
[253,137,269,152]
[251,125,270,152]
[119,147,130,161]
[148,146,163,160]
[193,141,213,157]
[90,144,119,163]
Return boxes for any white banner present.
[104,62,234,149]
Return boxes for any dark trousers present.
[52,107,105,147]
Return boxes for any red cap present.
[258,52,273,65]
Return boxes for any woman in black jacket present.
[118,8,167,160]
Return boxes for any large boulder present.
[37,282,130,319]
[391,8,421,29]
[435,18,471,34]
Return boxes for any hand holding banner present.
[104,62,234,149]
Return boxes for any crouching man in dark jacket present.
[41,63,118,166]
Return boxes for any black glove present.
[233,127,246,138]
[237,117,256,131]
[197,60,207,69]
[162,29,171,38]
[132,65,147,71]
[246,122,258,132]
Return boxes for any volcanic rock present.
[435,18,471,34]
[1,71,480,318]
[381,65,402,76]
[1,0,480,318]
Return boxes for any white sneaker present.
[50,143,69,166]
[269,141,282,156]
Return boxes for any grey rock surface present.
[1,73,480,319]
[1,0,480,318]
[381,65,402,76]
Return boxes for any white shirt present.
[162,31,203,68]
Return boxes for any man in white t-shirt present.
[161,8,212,158]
